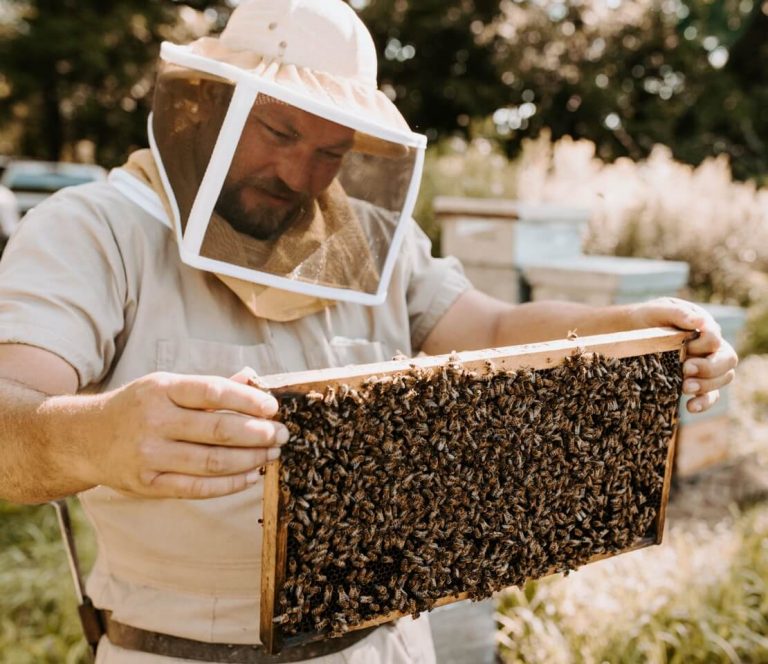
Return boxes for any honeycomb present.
[272,350,682,637]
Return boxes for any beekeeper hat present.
[149,0,427,306]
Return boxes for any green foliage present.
[741,304,768,357]
[0,500,95,664]
[362,0,767,181]
[0,1,171,165]
[1,1,764,180]
[492,0,768,180]
[497,505,768,663]
[358,0,505,142]
[0,1,230,167]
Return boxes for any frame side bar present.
[260,460,286,654]
[654,343,688,543]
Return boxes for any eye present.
[259,120,293,142]
[318,149,345,161]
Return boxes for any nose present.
[275,148,315,195]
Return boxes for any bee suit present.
[0,0,470,662]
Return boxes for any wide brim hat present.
[161,0,425,155]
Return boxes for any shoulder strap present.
[51,499,104,657]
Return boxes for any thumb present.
[229,366,259,385]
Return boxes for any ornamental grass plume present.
[422,131,768,309]
[514,132,768,308]
[496,509,768,663]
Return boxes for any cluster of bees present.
[272,350,682,637]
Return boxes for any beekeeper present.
[0,1,736,662]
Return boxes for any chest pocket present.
[304,335,388,370]
[155,338,285,377]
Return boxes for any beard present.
[215,176,311,240]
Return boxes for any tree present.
[0,0,764,179]
[486,0,768,179]
[0,0,228,167]
[358,0,767,180]
[357,0,506,140]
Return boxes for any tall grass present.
[494,357,768,663]
[0,500,94,663]
[525,135,768,309]
[496,505,768,663]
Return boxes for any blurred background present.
[0,1,767,662]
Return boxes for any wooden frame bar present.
[259,327,692,652]
[259,459,288,654]
[258,327,689,393]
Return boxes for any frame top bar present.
[258,327,692,393]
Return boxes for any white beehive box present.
[436,197,590,304]
[437,197,589,267]
[522,255,690,306]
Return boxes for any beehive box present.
[257,327,690,654]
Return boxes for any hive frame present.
[259,326,692,653]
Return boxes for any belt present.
[100,610,379,663]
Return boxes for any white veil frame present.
[149,42,427,306]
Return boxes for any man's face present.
[216,100,355,240]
